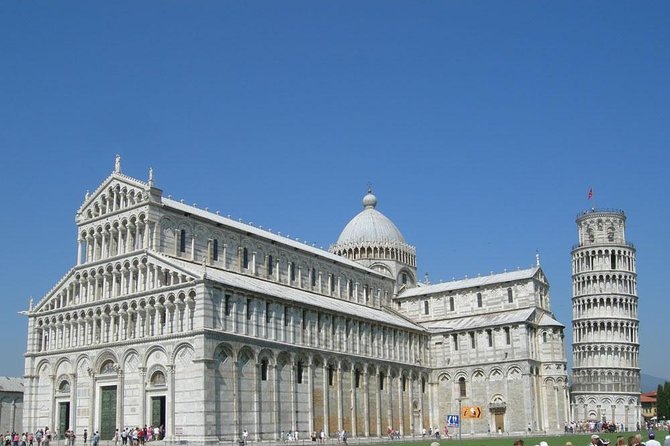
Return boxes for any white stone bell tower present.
[570,209,640,429]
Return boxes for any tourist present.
[647,433,661,446]
[514,440,525,446]
[91,432,99,446]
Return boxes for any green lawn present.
[345,431,669,446]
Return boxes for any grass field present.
[342,430,669,446]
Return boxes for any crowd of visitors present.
[3,426,164,446]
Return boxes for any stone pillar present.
[375,369,382,436]
[363,367,370,437]
[322,364,329,437]
[307,361,314,436]
[88,368,96,436]
[167,364,175,439]
[273,364,280,440]
[138,367,147,427]
[336,364,343,432]
[254,363,261,440]
[397,375,403,435]
[350,365,356,437]
[115,366,124,433]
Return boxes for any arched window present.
[59,380,71,393]
[242,248,249,269]
[212,239,219,261]
[458,377,467,398]
[296,361,304,384]
[542,332,548,343]
[477,292,482,308]
[424,300,430,315]
[290,262,296,282]
[267,255,274,275]
[100,360,115,374]
[507,288,513,303]
[179,229,186,253]
[449,296,455,312]
[261,359,268,381]
[150,370,166,386]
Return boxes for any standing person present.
[647,433,661,446]
[113,429,119,446]
[120,429,127,446]
[242,430,248,445]
[83,430,88,445]
[92,432,99,446]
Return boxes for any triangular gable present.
[76,172,150,223]
[32,266,78,313]
[532,267,548,285]
[32,251,201,314]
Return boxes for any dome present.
[335,191,406,245]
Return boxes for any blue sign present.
[446,415,460,427]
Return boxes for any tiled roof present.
[162,198,388,279]
[160,254,426,332]
[0,377,24,393]
[397,267,540,298]
[419,308,536,332]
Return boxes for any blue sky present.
[1,1,668,379]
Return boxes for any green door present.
[151,396,166,428]
[58,402,70,438]
[100,386,117,440]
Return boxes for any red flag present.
[587,188,593,200]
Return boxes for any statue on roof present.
[148,167,154,187]
[115,154,121,173]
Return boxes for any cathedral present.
[23,158,569,444]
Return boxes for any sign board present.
[446,415,460,427]
[462,406,482,419]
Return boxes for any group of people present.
[512,432,670,446]
[116,426,164,445]
[308,430,326,443]
[3,426,165,446]
[565,421,627,434]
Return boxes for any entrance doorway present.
[100,386,117,440]
[494,413,505,432]
[151,396,166,429]
[58,402,70,438]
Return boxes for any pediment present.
[32,252,201,315]
[533,267,547,285]
[76,172,151,224]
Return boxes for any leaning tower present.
[571,210,640,429]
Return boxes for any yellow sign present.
[462,406,482,419]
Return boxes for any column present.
[254,363,261,440]
[291,361,297,433]
[167,364,175,438]
[375,367,383,436]
[336,363,343,432]
[397,375,403,435]
[350,365,356,437]
[322,364,329,437]
[138,367,147,427]
[307,360,314,436]
[116,367,124,432]
[274,364,280,440]
[363,367,370,436]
